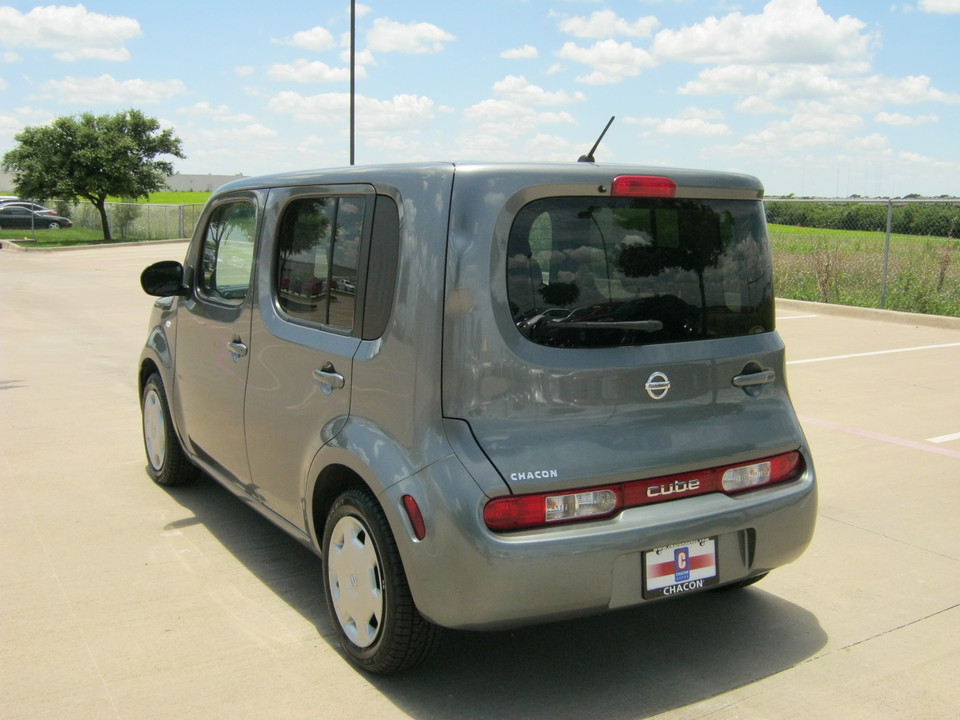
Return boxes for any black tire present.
[141,372,197,486]
[47,221,61,229]
[322,487,438,674]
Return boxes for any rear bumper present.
[383,454,817,630]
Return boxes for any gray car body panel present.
[139,161,816,631]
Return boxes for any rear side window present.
[508,197,773,348]
[276,196,364,331]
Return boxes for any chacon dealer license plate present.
[643,538,718,599]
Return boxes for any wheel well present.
[139,360,160,395]
[311,464,370,545]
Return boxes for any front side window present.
[276,196,364,331]
[508,197,773,348]
[198,201,256,305]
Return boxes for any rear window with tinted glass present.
[507,197,773,348]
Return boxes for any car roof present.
[213,161,764,197]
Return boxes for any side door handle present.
[226,340,248,361]
[313,362,345,395]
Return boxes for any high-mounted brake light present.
[483,452,804,532]
[611,175,677,198]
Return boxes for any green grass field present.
[109,191,211,205]
[769,223,960,317]
[0,227,131,247]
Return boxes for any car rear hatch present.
[442,165,804,498]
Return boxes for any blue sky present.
[1,0,958,197]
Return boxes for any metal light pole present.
[350,0,355,165]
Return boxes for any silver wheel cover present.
[327,514,384,648]
[142,387,166,471]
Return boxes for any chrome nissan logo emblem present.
[645,371,671,400]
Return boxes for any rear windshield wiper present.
[547,319,664,332]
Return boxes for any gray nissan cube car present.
[139,162,816,673]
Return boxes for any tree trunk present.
[94,199,112,241]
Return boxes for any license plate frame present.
[643,537,719,599]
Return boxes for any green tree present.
[1,109,185,241]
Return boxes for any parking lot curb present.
[777,298,960,331]
[0,237,189,252]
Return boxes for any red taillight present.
[484,452,804,533]
[611,175,677,198]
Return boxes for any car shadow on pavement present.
[166,474,826,720]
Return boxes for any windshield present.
[507,196,774,348]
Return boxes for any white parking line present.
[928,432,960,445]
[777,314,819,320]
[787,342,960,365]
[800,417,960,460]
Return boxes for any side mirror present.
[140,260,188,297]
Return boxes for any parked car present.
[0,205,72,229]
[139,162,817,674]
[0,201,57,215]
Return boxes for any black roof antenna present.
[578,115,615,163]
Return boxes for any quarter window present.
[198,201,256,306]
[277,197,364,331]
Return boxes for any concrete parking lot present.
[2,241,958,719]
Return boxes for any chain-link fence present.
[51,200,205,242]
[766,198,960,317]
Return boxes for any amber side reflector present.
[611,175,677,198]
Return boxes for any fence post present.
[880,199,893,309]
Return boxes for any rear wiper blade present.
[547,319,664,332]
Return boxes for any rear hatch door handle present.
[732,369,776,388]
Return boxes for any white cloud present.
[919,0,960,12]
[38,74,186,104]
[632,108,732,137]
[875,112,939,126]
[556,39,657,84]
[194,124,278,142]
[267,59,362,83]
[856,74,960,107]
[463,99,574,127]
[681,64,959,117]
[897,150,956,168]
[183,102,255,123]
[501,45,538,60]
[491,75,586,106]
[4,51,22,63]
[655,117,732,136]
[722,107,866,156]
[680,65,849,101]
[366,18,455,54]
[339,48,376,67]
[268,91,436,132]
[652,0,875,66]
[458,74,581,151]
[283,26,336,52]
[559,10,659,38]
[0,5,140,62]
[0,113,19,133]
